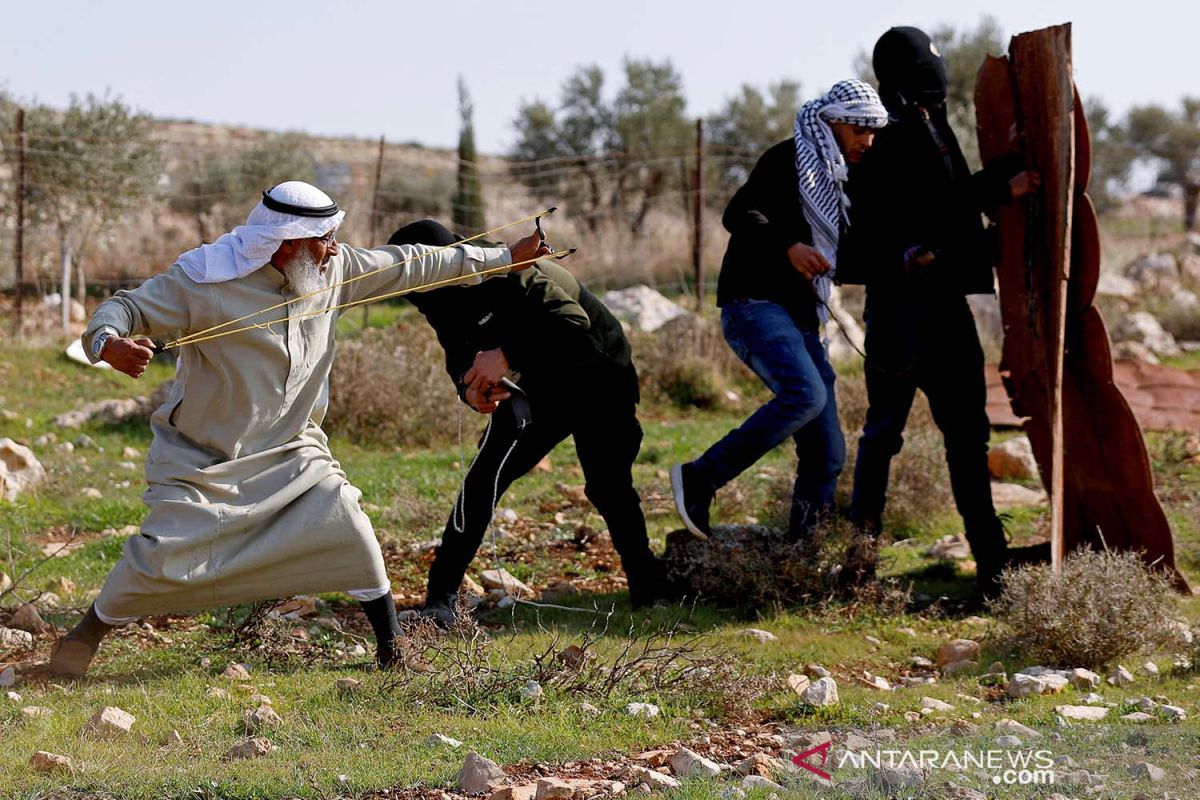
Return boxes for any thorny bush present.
[377,598,760,717]
[989,547,1183,668]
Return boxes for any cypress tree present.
[452,77,486,231]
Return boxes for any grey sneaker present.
[670,463,713,541]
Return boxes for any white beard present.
[286,250,329,315]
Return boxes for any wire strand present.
[165,208,556,348]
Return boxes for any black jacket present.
[716,139,820,330]
[408,261,633,400]
[837,107,1016,298]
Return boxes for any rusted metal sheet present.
[975,25,1190,591]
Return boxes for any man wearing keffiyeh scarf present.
[671,80,887,543]
[837,27,1046,598]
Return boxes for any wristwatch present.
[91,327,118,360]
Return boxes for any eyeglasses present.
[315,229,338,246]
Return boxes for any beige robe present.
[82,242,510,619]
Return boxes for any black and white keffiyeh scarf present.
[793,79,888,317]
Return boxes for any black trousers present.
[426,363,655,603]
[849,295,1005,556]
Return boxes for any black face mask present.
[873,27,949,113]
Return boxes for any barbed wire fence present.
[0,116,770,338]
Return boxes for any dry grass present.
[629,314,758,411]
[661,522,910,614]
[326,318,462,446]
[379,600,754,715]
[988,548,1183,668]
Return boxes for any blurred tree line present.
[1,19,1199,308]
[510,18,1200,231]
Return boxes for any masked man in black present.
[388,220,669,623]
[838,27,1045,595]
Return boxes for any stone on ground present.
[1070,668,1101,689]
[625,702,660,718]
[85,706,136,738]
[802,677,839,707]
[489,786,537,800]
[22,706,53,718]
[534,777,574,800]
[0,438,47,501]
[669,746,722,778]
[30,750,73,774]
[1129,761,1165,781]
[936,639,980,667]
[0,665,16,687]
[222,663,251,680]
[920,697,955,712]
[227,737,273,760]
[996,719,1041,738]
[622,766,680,790]
[457,751,507,793]
[0,627,34,650]
[242,704,282,732]
[1108,665,1135,686]
[926,534,972,561]
[739,627,778,644]
[988,436,1039,481]
[1056,705,1109,721]
[519,680,544,701]
[8,604,48,634]
[786,673,811,696]
[1121,711,1154,723]
[600,285,688,332]
[426,733,463,748]
[742,775,783,791]
[480,568,532,598]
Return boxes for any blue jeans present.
[692,299,845,535]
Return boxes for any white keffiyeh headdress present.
[177,181,345,284]
[793,79,888,318]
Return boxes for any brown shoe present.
[48,637,99,678]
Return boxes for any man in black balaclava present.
[837,26,1045,597]
[388,220,673,624]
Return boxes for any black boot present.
[964,515,1009,598]
[626,556,690,609]
[420,594,459,629]
[359,594,401,668]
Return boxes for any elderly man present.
[49,181,548,677]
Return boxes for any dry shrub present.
[661,523,909,613]
[326,318,464,446]
[835,371,954,529]
[631,314,760,410]
[379,600,750,714]
[221,601,350,669]
[989,548,1182,668]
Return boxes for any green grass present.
[1,342,1198,799]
